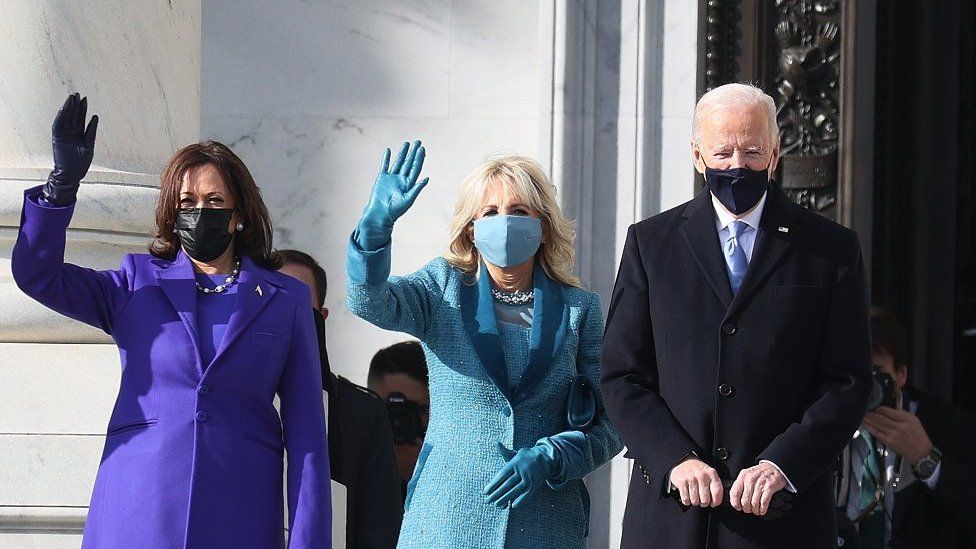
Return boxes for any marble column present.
[0,2,200,546]
[541,1,699,547]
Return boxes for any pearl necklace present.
[196,258,241,294]
[491,287,534,305]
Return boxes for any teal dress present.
[346,236,623,549]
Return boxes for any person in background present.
[834,307,976,548]
[346,141,622,548]
[279,249,403,548]
[12,94,330,548]
[367,341,431,495]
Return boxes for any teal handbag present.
[566,375,596,430]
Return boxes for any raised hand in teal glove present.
[355,140,429,251]
[484,442,559,509]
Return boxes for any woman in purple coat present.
[12,94,331,548]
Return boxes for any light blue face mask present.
[473,215,542,268]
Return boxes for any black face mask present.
[703,159,771,215]
[175,208,234,263]
[311,308,334,393]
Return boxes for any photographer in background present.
[835,307,976,548]
[367,341,430,498]
[278,250,402,548]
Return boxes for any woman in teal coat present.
[346,141,622,548]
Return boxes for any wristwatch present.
[912,447,943,480]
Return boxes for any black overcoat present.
[601,184,872,549]
[326,373,403,548]
[889,390,976,548]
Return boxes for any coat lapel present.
[511,262,569,405]
[724,184,800,320]
[460,266,511,399]
[155,251,203,375]
[680,190,734,309]
[207,255,279,373]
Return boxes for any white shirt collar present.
[711,190,768,232]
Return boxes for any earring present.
[236,222,244,232]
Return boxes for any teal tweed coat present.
[347,237,622,548]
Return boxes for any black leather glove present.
[43,93,98,207]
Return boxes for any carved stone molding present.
[703,0,742,91]
[771,0,842,215]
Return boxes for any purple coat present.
[12,186,331,548]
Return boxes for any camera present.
[866,366,897,410]
[384,392,427,444]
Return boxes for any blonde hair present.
[445,155,581,288]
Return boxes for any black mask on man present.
[175,208,234,262]
[311,308,333,392]
[703,159,771,215]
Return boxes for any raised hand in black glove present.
[43,93,99,207]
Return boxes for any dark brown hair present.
[368,341,429,388]
[150,140,282,269]
[870,306,909,371]
[278,249,328,307]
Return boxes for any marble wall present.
[541,2,700,544]
[0,0,201,343]
[201,0,543,383]
[0,2,201,546]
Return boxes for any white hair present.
[692,83,779,146]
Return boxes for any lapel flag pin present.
[256,285,263,297]
[778,226,790,233]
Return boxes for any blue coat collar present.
[460,260,569,404]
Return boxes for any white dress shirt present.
[712,190,766,263]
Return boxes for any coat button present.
[722,323,737,335]
[197,384,210,395]
[195,411,209,423]
[715,447,730,460]
[718,384,733,397]
[502,406,512,417]
[639,463,651,485]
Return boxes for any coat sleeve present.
[12,185,132,334]
[600,224,701,493]
[756,230,872,492]
[345,233,441,339]
[279,287,332,548]
[540,291,623,487]
[925,399,976,538]
[354,397,404,547]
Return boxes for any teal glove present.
[484,442,559,509]
[354,140,429,251]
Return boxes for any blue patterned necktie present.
[725,220,749,294]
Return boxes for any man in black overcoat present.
[600,83,873,549]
